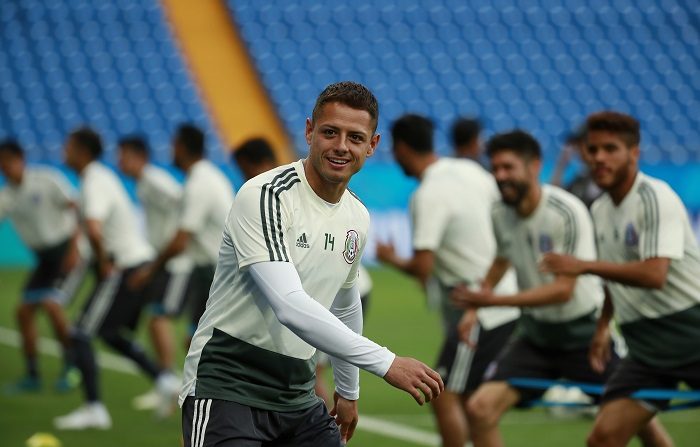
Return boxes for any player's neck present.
[609,169,638,206]
[416,153,438,179]
[517,183,542,217]
[303,159,346,203]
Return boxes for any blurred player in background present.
[541,111,692,447]
[453,129,669,447]
[0,140,86,394]
[377,114,519,447]
[550,126,602,208]
[232,135,375,406]
[451,116,483,162]
[117,136,191,413]
[55,128,176,430]
[130,124,234,348]
[181,81,443,446]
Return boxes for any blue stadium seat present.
[0,0,224,165]
[227,0,699,164]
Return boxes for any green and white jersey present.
[492,184,602,349]
[181,160,370,411]
[592,172,700,368]
[0,166,77,249]
[138,165,191,272]
[412,158,519,330]
[179,160,235,266]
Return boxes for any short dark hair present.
[312,81,379,133]
[391,114,434,154]
[451,117,481,147]
[0,139,24,158]
[585,111,640,147]
[175,124,205,157]
[118,135,150,158]
[70,127,103,160]
[233,137,276,164]
[486,130,541,161]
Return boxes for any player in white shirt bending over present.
[54,128,175,430]
[376,114,519,447]
[130,125,234,346]
[180,81,443,447]
[541,112,692,447]
[452,130,670,447]
[117,136,193,412]
[0,140,86,394]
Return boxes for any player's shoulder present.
[236,162,302,204]
[344,188,370,221]
[27,164,70,184]
[544,184,590,218]
[635,172,679,203]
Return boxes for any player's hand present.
[539,253,585,276]
[450,284,494,308]
[96,258,115,281]
[329,392,358,445]
[128,264,154,290]
[383,356,444,406]
[375,242,396,264]
[457,308,478,348]
[588,327,611,374]
[61,244,80,273]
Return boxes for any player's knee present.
[466,394,498,427]
[16,303,34,321]
[587,423,618,447]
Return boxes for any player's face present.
[490,150,534,207]
[0,152,24,184]
[305,102,380,192]
[584,131,638,191]
[63,137,81,171]
[117,147,143,178]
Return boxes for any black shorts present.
[487,336,617,405]
[146,267,192,317]
[436,320,517,394]
[602,356,700,412]
[187,265,216,335]
[24,239,88,305]
[75,265,149,337]
[182,397,341,447]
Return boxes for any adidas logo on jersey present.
[296,233,310,248]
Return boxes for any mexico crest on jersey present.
[624,222,639,246]
[539,233,553,253]
[343,230,360,264]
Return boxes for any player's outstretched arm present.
[383,356,444,406]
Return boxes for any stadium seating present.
[0,0,224,164]
[227,0,700,166]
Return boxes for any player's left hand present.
[450,285,494,308]
[330,392,358,445]
[539,253,585,276]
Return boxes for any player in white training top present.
[117,136,192,413]
[376,114,519,447]
[542,112,689,447]
[0,140,86,394]
[181,81,443,447]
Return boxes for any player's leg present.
[465,381,519,447]
[10,301,41,391]
[561,345,672,446]
[587,398,656,447]
[182,397,266,447]
[54,274,115,430]
[432,329,471,447]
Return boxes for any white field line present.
[0,326,440,446]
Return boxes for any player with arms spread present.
[180,81,443,447]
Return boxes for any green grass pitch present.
[0,267,697,446]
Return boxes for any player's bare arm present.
[589,289,615,374]
[376,244,435,287]
[452,274,576,308]
[129,229,192,289]
[85,218,112,279]
[540,253,670,289]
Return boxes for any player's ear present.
[305,118,314,146]
[367,134,380,157]
[629,144,640,165]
